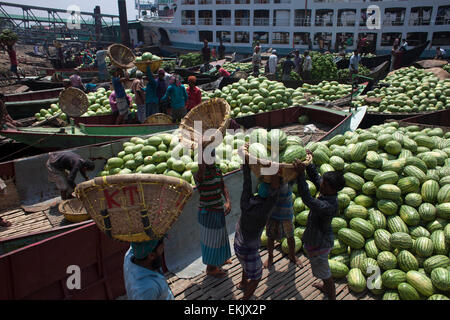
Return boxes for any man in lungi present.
[234,150,282,300]
[264,181,303,269]
[293,151,345,300]
[123,239,174,300]
[111,67,130,125]
[46,151,95,200]
[195,146,232,278]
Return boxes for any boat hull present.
[6,98,59,120]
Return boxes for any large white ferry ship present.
[136,0,450,57]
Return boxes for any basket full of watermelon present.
[135,52,163,73]
[242,128,312,183]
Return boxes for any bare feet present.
[0,218,11,228]
[236,280,248,290]
[263,257,273,269]
[223,259,232,265]
[289,255,304,268]
[312,281,326,294]
[206,267,227,278]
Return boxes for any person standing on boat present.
[186,76,202,112]
[111,67,130,125]
[293,50,302,76]
[195,146,232,279]
[3,43,20,80]
[264,180,303,269]
[144,66,159,118]
[435,47,446,60]
[302,51,313,81]
[96,46,108,81]
[218,39,226,60]
[234,154,282,300]
[349,50,361,81]
[123,239,174,300]
[252,45,262,77]
[211,46,217,61]
[70,71,85,91]
[268,50,278,75]
[160,75,188,123]
[201,39,211,63]
[132,71,146,123]
[293,153,345,301]
[281,55,296,81]
[46,151,95,201]
[156,69,171,114]
[400,39,408,52]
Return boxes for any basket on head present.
[58,87,89,117]
[135,59,163,73]
[179,98,231,150]
[241,145,313,183]
[75,174,194,243]
[58,198,90,223]
[145,113,173,125]
[107,43,136,69]
[233,71,248,79]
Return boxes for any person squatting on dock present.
[234,153,282,300]
[46,151,95,200]
[293,152,345,300]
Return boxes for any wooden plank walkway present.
[166,246,379,301]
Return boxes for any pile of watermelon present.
[262,121,450,300]
[291,80,353,105]
[352,66,450,113]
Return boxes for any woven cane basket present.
[75,174,194,243]
[232,71,248,79]
[179,98,231,150]
[58,87,89,117]
[107,43,136,69]
[241,145,313,183]
[58,198,90,223]
[145,113,173,125]
[135,60,163,73]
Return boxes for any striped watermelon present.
[382,269,406,289]
[368,274,385,295]
[373,171,399,187]
[423,255,450,274]
[399,205,420,226]
[409,226,431,239]
[427,218,447,233]
[319,163,335,175]
[347,268,367,293]
[431,230,448,255]
[350,142,369,162]
[340,187,357,200]
[421,180,440,203]
[382,159,405,174]
[365,151,383,169]
[423,154,437,169]
[329,156,345,171]
[377,200,398,216]
[377,251,397,270]
[331,217,347,233]
[398,282,420,300]
[350,249,367,270]
[397,250,419,272]
[377,134,392,148]
[343,172,365,191]
[418,203,437,222]
[313,149,330,166]
[406,270,435,297]
[404,158,427,177]
[387,216,409,234]
[413,237,434,258]
[376,184,402,201]
[374,229,392,251]
[328,259,350,278]
[338,228,365,249]
[344,205,368,219]
[337,193,351,211]
[445,224,450,246]
[368,209,386,230]
[428,294,450,300]
[403,137,418,153]
[364,168,382,181]
[397,176,420,194]
[404,193,422,208]
[361,257,379,277]
[330,253,350,266]
[383,290,400,300]
[390,232,413,250]
[414,135,436,149]
[331,239,348,255]
[437,185,450,204]
[430,267,450,292]
[384,140,402,155]
[403,165,427,184]
[354,195,374,208]
[365,238,379,259]
[348,162,367,177]
[362,181,377,196]
[350,218,375,238]
[436,203,450,219]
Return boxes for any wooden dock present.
[164,246,378,301]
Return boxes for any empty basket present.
[135,60,163,73]
[145,113,173,125]
[58,87,89,117]
[107,43,136,69]
[58,198,90,223]
[75,174,194,243]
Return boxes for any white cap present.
[272,50,277,53]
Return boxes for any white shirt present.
[349,54,361,71]
[303,56,312,72]
[268,54,278,74]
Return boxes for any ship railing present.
[181,18,196,25]
[315,18,334,27]
[294,18,311,26]
[198,0,213,4]
[254,0,270,4]
[337,19,356,27]
[181,0,195,4]
[408,18,431,26]
[198,18,213,25]
[254,18,270,26]
[216,18,232,25]
[435,16,450,25]
[273,19,290,27]
[235,0,250,3]
[235,18,250,26]
[383,19,405,26]
[216,0,232,4]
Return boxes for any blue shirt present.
[145,66,158,104]
[161,84,188,109]
[112,77,126,99]
[123,247,174,300]
[349,54,361,71]
[270,183,294,221]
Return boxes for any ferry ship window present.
[181,0,195,4]
[272,32,290,45]
[274,0,291,3]
[314,32,332,50]
[181,10,195,25]
[254,10,270,26]
[235,31,250,43]
[315,9,334,27]
[336,33,354,48]
[254,0,270,4]
[198,0,213,4]
[294,10,311,27]
[217,31,231,43]
[274,10,290,27]
[235,10,250,26]
[217,10,231,25]
[406,32,428,47]
[254,32,269,44]
[383,8,406,26]
[409,7,432,26]
[337,9,356,27]
[358,33,377,54]
[216,0,232,4]
[293,32,310,46]
[436,6,450,25]
[235,0,250,4]
[199,10,213,25]
[381,33,402,47]
[199,31,213,43]
[432,32,450,46]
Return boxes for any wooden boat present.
[336,41,429,69]
[3,88,63,103]
[0,123,178,151]
[398,109,450,129]
[0,104,358,300]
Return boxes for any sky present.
[6,0,141,20]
